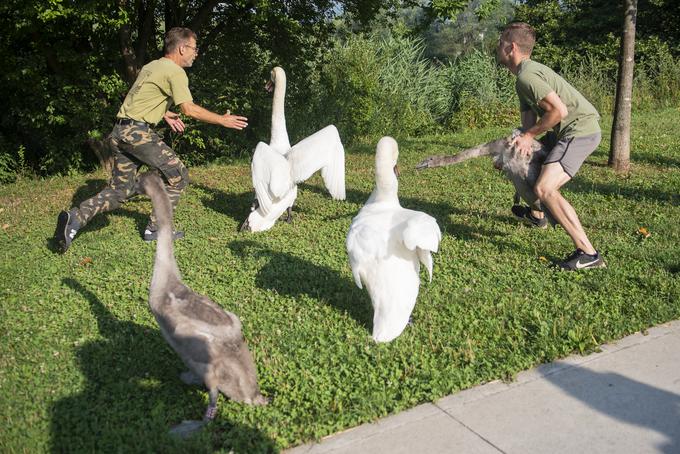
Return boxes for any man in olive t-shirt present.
[497,22,605,270]
[55,27,248,252]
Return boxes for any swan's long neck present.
[370,155,399,205]
[270,70,291,152]
[145,177,181,304]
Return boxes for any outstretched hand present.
[164,111,185,133]
[221,110,248,130]
[511,133,535,157]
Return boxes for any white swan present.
[241,67,346,232]
[346,137,441,343]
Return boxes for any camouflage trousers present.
[75,123,189,230]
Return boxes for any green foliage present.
[422,0,515,60]
[515,0,680,67]
[0,0,128,175]
[446,50,517,128]
[2,0,680,181]
[318,33,455,140]
[1,109,679,451]
[0,0,391,177]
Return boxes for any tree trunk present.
[609,0,637,173]
[87,138,114,174]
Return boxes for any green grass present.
[1,108,679,453]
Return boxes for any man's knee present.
[535,182,558,201]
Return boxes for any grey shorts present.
[544,132,601,177]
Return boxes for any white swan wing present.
[346,213,388,289]
[346,208,422,343]
[367,256,420,343]
[401,211,441,282]
[251,142,293,216]
[287,125,346,200]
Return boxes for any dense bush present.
[315,34,454,141]
[445,50,518,130]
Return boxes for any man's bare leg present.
[535,162,596,255]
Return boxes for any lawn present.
[1,108,679,453]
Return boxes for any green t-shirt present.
[117,58,193,125]
[516,59,600,139]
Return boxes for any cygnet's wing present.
[401,211,441,282]
[346,214,388,289]
[252,142,293,216]
[287,125,346,200]
[158,289,244,365]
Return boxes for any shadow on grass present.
[567,176,679,206]
[52,278,277,453]
[632,153,680,169]
[301,183,519,249]
[542,362,680,454]
[228,240,372,331]
[45,206,151,253]
[192,183,255,227]
[46,178,156,253]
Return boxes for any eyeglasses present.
[183,44,199,53]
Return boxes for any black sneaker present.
[557,249,606,271]
[511,205,548,229]
[143,228,185,242]
[54,209,81,253]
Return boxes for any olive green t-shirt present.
[516,59,600,139]
[117,58,193,125]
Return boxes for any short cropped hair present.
[164,27,197,54]
[501,22,535,55]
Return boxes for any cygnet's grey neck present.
[143,176,181,302]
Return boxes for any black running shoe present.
[143,228,185,242]
[557,249,606,271]
[511,205,548,229]
[54,209,81,253]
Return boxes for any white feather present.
[251,142,293,216]
[346,137,441,343]
[247,67,346,232]
[287,125,346,200]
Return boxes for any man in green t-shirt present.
[497,22,605,270]
[55,27,248,252]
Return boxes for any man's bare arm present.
[179,101,248,130]
[513,91,567,155]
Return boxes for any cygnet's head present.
[376,136,400,177]
[266,66,286,93]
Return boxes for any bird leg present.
[239,217,251,232]
[285,205,293,223]
[169,388,214,438]
[238,196,259,232]
[203,388,219,422]
[513,191,521,206]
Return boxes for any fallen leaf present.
[1,224,8,230]
[637,227,651,238]
[79,257,93,266]
[538,256,548,262]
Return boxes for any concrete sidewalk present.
[286,320,680,454]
